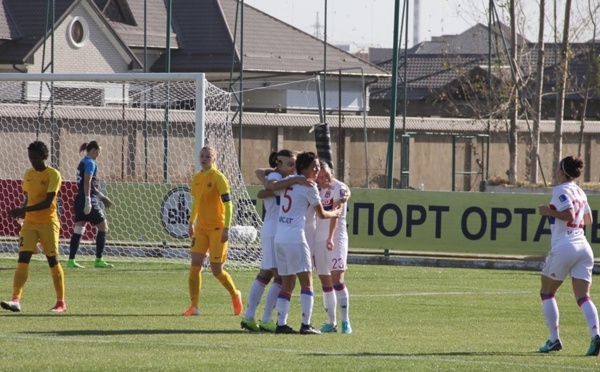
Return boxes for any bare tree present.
[530,0,545,184]
[508,0,519,184]
[577,0,600,159]
[552,0,572,184]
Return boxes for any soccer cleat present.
[259,320,277,333]
[275,324,297,334]
[67,259,85,269]
[539,339,562,353]
[585,334,600,356]
[49,300,67,313]
[182,306,200,316]
[94,258,114,268]
[320,323,338,333]
[240,317,260,332]
[232,290,243,316]
[341,320,353,334]
[299,323,321,335]
[1,300,21,312]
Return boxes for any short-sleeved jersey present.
[22,166,62,224]
[274,176,321,243]
[76,156,100,198]
[261,172,283,238]
[191,166,231,229]
[315,179,349,242]
[548,182,590,246]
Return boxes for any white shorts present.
[259,236,276,270]
[542,240,594,282]
[274,240,312,276]
[313,238,348,276]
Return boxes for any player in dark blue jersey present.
[67,141,114,268]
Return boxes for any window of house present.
[67,17,89,48]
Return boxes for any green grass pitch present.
[0,260,599,371]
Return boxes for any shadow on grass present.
[305,351,581,358]
[24,329,244,336]
[1,314,184,318]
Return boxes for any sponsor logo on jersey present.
[278,216,294,224]
[559,194,567,202]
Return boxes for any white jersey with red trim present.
[315,179,349,242]
[274,176,322,244]
[548,182,590,246]
[260,171,283,238]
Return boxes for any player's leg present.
[208,229,242,315]
[39,221,66,312]
[332,239,351,334]
[182,233,207,316]
[296,242,319,334]
[539,249,568,352]
[571,245,600,356]
[67,222,86,268]
[242,268,272,331]
[273,241,297,333]
[68,194,87,268]
[243,236,276,331]
[314,239,336,332]
[92,207,112,268]
[1,223,38,312]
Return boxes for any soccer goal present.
[0,73,262,269]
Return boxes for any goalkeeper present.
[182,146,243,317]
[67,141,114,268]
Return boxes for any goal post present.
[0,73,262,269]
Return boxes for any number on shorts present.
[332,258,344,270]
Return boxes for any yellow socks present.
[188,266,202,308]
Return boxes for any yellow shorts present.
[190,227,228,263]
[19,221,60,257]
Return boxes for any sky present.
[244,0,598,49]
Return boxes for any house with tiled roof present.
[369,23,600,120]
[0,0,389,114]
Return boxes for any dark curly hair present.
[560,156,584,179]
[295,151,318,175]
[27,141,49,160]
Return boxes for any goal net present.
[0,73,262,269]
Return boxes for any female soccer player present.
[183,146,243,316]
[67,141,114,268]
[241,150,313,332]
[537,156,600,356]
[2,141,66,313]
[273,151,340,334]
[314,161,353,334]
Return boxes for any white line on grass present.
[0,332,595,371]
[354,290,533,297]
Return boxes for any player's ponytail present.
[80,141,100,153]
[268,151,278,168]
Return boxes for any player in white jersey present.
[537,156,600,356]
[313,161,353,334]
[241,150,303,332]
[273,151,340,334]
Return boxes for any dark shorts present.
[73,194,106,225]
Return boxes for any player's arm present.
[267,176,313,191]
[538,205,575,222]
[326,213,339,251]
[10,192,56,218]
[8,193,28,218]
[257,189,275,199]
[583,202,593,225]
[219,175,233,243]
[314,203,341,220]
[255,168,276,184]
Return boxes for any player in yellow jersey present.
[182,146,243,316]
[2,141,66,313]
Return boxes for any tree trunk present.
[530,0,545,184]
[552,0,572,184]
[508,0,518,184]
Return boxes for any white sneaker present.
[1,300,21,312]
